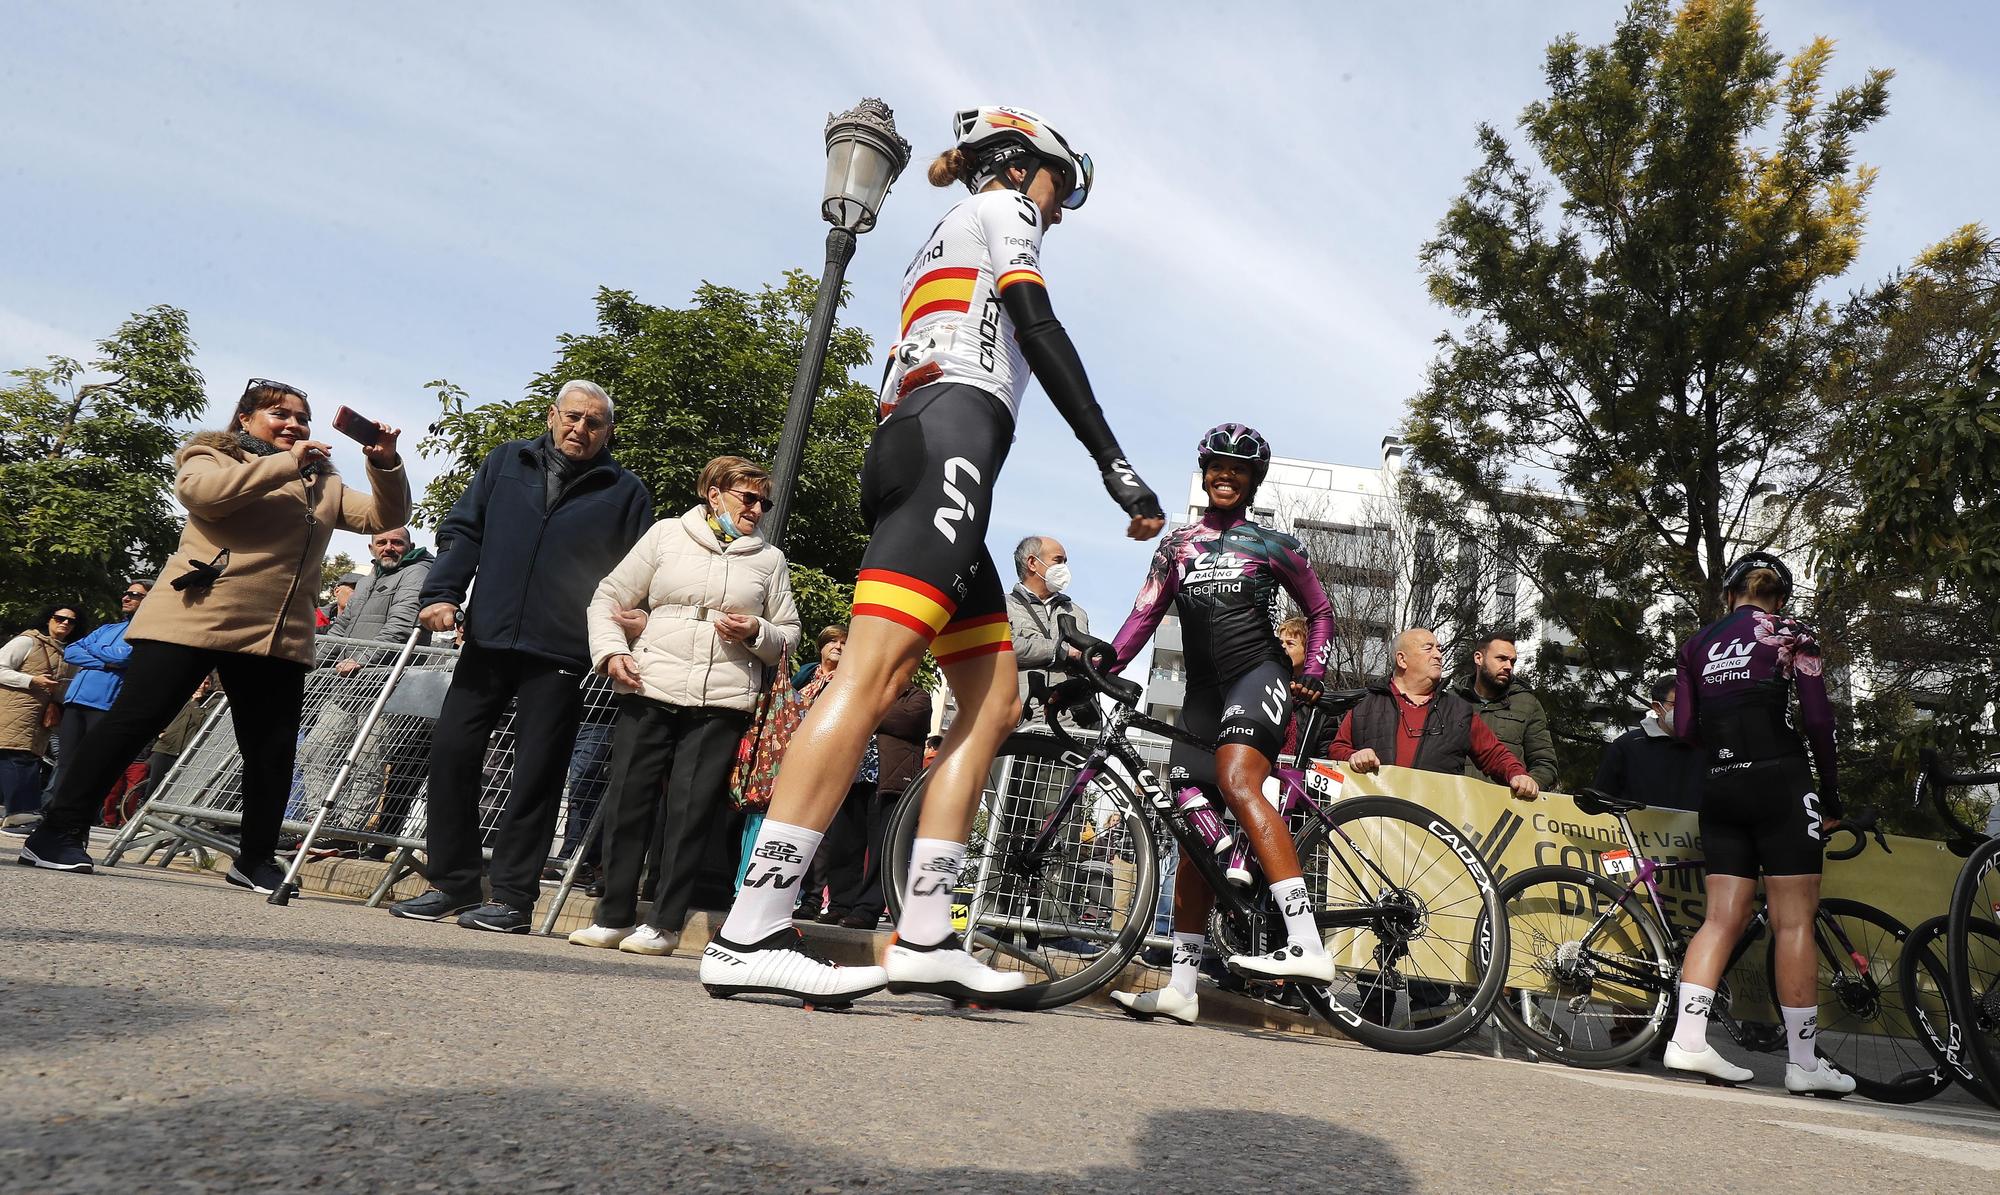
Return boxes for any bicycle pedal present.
[800,1000,855,1013]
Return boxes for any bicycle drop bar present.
[1823,806,1889,862]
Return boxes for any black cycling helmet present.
[1196,423,1272,482]
[1719,550,1793,602]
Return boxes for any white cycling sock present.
[1782,1004,1820,1070]
[896,838,966,948]
[1271,876,1325,955]
[1672,982,1717,1052]
[720,820,822,944]
[1171,932,1205,998]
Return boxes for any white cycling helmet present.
[951,105,1094,210]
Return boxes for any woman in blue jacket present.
[48,582,151,805]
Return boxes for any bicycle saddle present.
[1573,787,1648,817]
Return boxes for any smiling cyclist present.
[699,105,1166,1008]
[1102,425,1338,1024]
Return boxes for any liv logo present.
[932,457,981,542]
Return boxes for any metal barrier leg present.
[104,698,233,865]
[538,800,607,937]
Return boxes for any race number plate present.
[1600,848,1635,875]
[1306,761,1345,800]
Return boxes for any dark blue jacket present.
[420,435,655,669]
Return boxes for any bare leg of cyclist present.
[1663,873,1757,1083]
[884,644,1033,1002]
[1213,744,1332,983]
[1764,871,1848,1091]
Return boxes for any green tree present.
[320,551,359,602]
[1402,0,1890,786]
[0,306,206,630]
[416,273,880,665]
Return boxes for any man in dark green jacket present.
[1455,630,1559,790]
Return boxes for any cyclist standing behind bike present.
[1103,425,1337,1025]
[1665,551,1854,1095]
[698,105,1166,1007]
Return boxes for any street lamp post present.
[763,97,912,548]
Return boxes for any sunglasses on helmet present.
[1201,429,1263,459]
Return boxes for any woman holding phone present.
[21,378,409,892]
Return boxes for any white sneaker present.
[1226,942,1336,984]
[618,926,679,956]
[567,923,634,949]
[884,934,1030,1003]
[1785,1060,1856,1097]
[699,928,887,1007]
[1663,1041,1755,1085]
[1110,986,1198,1025]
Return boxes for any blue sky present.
[6,1,1996,633]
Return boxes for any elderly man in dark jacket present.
[1593,674,1701,811]
[1453,630,1560,791]
[390,381,654,932]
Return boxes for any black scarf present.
[236,430,317,482]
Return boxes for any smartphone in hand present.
[332,405,381,446]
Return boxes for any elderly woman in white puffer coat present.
[570,455,801,956]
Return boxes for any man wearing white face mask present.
[1007,535,1089,721]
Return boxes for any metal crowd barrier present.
[104,631,619,932]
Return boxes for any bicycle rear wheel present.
[1290,795,1506,1054]
[1945,835,2000,1107]
[1902,914,1994,1105]
[1489,865,1672,1068]
[1773,898,1947,1104]
[882,731,1157,1010]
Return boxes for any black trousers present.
[44,641,306,866]
[595,696,747,932]
[825,783,890,919]
[46,704,112,804]
[423,642,585,912]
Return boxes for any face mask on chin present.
[1043,562,1072,593]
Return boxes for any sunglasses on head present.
[245,377,308,400]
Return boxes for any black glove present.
[1100,457,1163,521]
[1292,676,1324,704]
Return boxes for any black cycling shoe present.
[225,858,288,894]
[389,889,483,921]
[458,901,531,933]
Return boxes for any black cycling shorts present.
[851,383,1015,667]
[1167,659,1292,791]
[1698,755,1827,878]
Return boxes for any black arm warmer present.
[1000,281,1125,467]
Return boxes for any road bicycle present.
[1898,749,1999,1108]
[882,615,1507,1054]
[1485,788,1949,1102]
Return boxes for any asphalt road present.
[5,838,1999,1194]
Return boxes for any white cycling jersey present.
[879,188,1047,422]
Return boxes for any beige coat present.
[587,506,801,713]
[128,431,411,666]
[0,631,70,754]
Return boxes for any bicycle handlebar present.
[1912,748,1997,852]
[1824,806,1888,863]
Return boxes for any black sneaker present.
[389,889,482,921]
[458,901,531,933]
[1,816,42,838]
[225,859,288,894]
[18,826,95,873]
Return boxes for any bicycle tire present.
[882,731,1157,1010]
[1487,865,1673,1068]
[1945,834,2000,1108]
[1902,914,1995,1105]
[1770,897,1946,1104]
[1288,795,1506,1054]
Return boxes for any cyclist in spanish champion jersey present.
[1665,551,1855,1095]
[1101,425,1338,1025]
[700,105,1166,1007]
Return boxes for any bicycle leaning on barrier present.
[883,613,1508,1054]
[1903,749,2000,1109]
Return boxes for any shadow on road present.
[0,1087,1413,1193]
[0,978,221,1058]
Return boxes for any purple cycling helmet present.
[1197,423,1272,482]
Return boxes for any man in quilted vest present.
[1325,627,1539,799]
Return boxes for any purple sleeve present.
[1787,625,1840,805]
[1275,540,1336,682]
[1109,541,1179,672]
[1672,634,1700,745]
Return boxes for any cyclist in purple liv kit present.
[1103,425,1337,1025]
[1665,550,1854,1096]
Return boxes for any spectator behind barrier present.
[1007,534,1088,716]
[566,455,800,956]
[791,624,846,691]
[1326,628,1538,801]
[318,573,362,631]
[20,377,410,890]
[1277,615,1334,760]
[1452,629,1559,790]
[391,380,654,933]
[328,527,433,673]
[1593,673,1701,812]
[0,603,82,829]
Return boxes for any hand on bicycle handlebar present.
[1290,676,1323,704]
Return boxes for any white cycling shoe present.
[1226,942,1336,985]
[1110,986,1199,1025]
[884,934,1029,1005]
[700,927,887,1008]
[1663,1041,1755,1085]
[1785,1060,1856,1098]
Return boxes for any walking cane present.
[269,625,425,906]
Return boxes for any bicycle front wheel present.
[1490,865,1673,1068]
[1946,835,2000,1107]
[1902,914,1994,1105]
[882,731,1157,1010]
[1773,898,1947,1104]
[1291,795,1506,1054]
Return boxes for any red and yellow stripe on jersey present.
[853,568,954,637]
[995,266,1045,293]
[900,267,978,336]
[932,613,1013,666]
